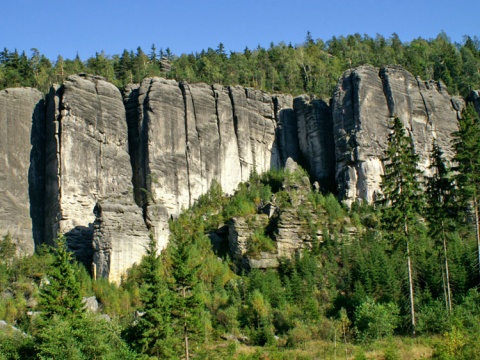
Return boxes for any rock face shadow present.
[29,98,46,250]
[64,224,94,272]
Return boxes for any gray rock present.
[0,87,45,255]
[82,296,99,312]
[470,90,480,116]
[0,65,464,280]
[44,75,149,282]
[126,78,294,251]
[0,320,27,336]
[332,65,461,205]
[294,95,334,187]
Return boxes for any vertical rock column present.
[0,88,45,254]
[294,95,335,189]
[228,86,281,179]
[44,75,149,282]
[333,65,390,205]
[380,66,461,170]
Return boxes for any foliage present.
[378,116,424,334]
[38,235,83,319]
[3,125,480,357]
[247,230,276,257]
[1,33,480,99]
[32,313,137,360]
[354,298,400,343]
[452,104,480,282]
[127,234,177,358]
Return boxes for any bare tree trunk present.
[183,287,189,360]
[442,266,448,311]
[474,198,480,281]
[405,221,416,335]
[442,225,452,312]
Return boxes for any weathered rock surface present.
[228,215,279,270]
[44,75,149,281]
[227,169,323,270]
[0,65,464,281]
[470,90,480,116]
[126,78,293,250]
[294,95,335,190]
[0,87,44,255]
[333,65,462,205]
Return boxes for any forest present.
[1,32,480,359]
[1,32,480,99]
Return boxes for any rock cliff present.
[125,78,293,251]
[0,87,44,255]
[43,75,149,279]
[0,66,467,282]
[333,65,462,205]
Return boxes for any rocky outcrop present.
[44,75,149,280]
[0,87,44,255]
[333,65,462,205]
[227,164,325,270]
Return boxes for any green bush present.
[417,300,451,334]
[354,298,399,343]
[247,230,276,257]
[33,313,137,360]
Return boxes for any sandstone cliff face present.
[0,88,44,255]
[333,65,462,205]
[0,65,465,281]
[126,78,293,250]
[44,75,149,280]
[293,95,335,190]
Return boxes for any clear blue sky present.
[2,0,479,61]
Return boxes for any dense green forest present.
[1,32,480,98]
[2,106,480,358]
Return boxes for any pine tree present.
[426,140,455,312]
[132,234,176,358]
[379,117,424,335]
[39,235,83,318]
[169,229,204,360]
[452,103,480,281]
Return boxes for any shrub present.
[354,298,399,343]
[247,230,276,257]
[417,300,451,334]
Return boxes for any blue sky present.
[2,0,479,61]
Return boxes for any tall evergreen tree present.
[426,140,455,312]
[379,117,424,335]
[168,227,204,360]
[452,103,480,280]
[131,234,176,358]
[39,235,83,318]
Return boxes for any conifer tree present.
[452,103,480,280]
[426,140,455,312]
[133,234,176,358]
[169,229,204,360]
[39,235,83,318]
[379,117,423,335]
